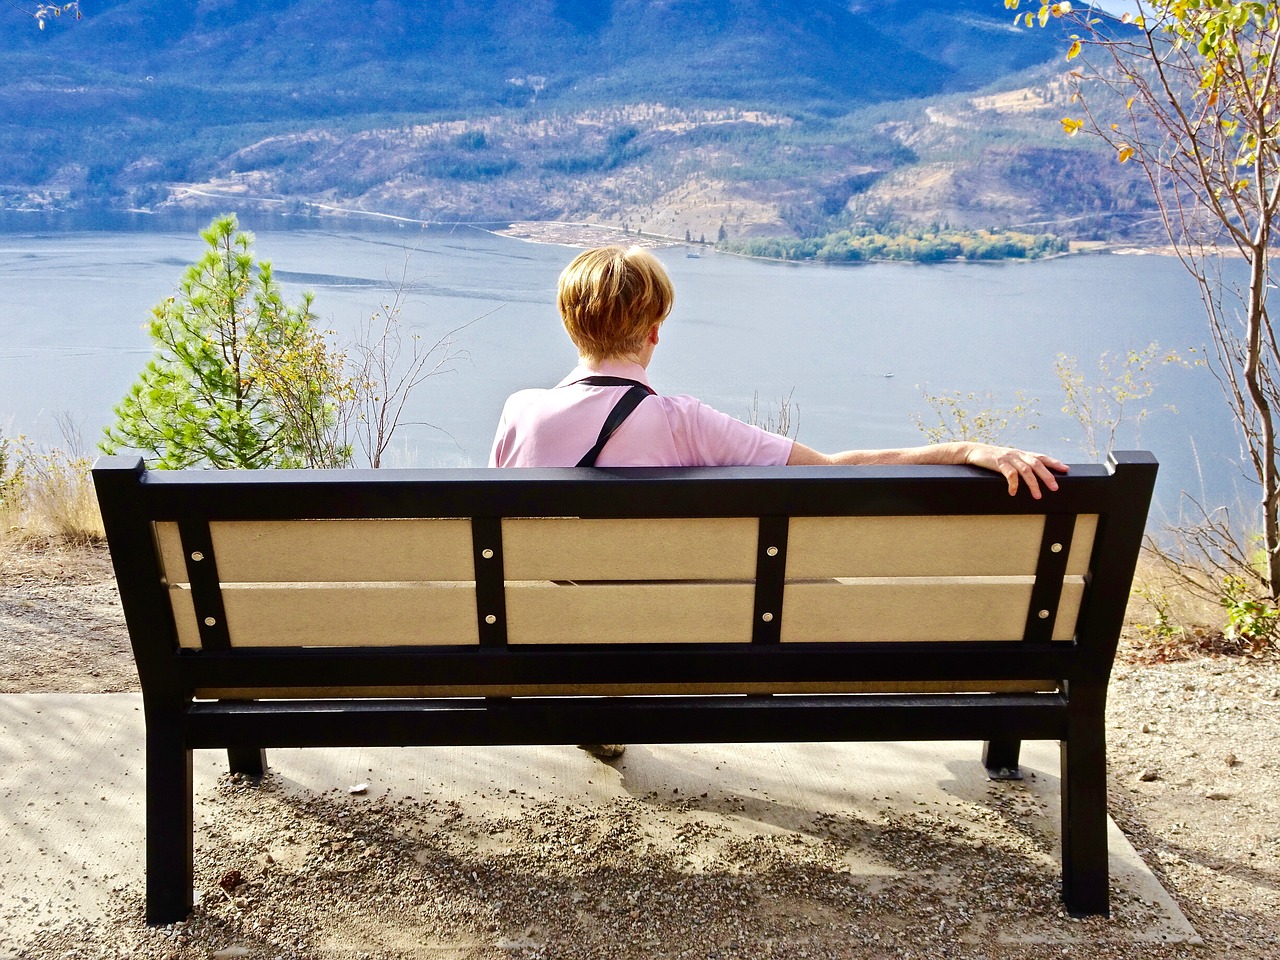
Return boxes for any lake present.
[0,215,1250,521]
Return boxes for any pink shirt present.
[489,360,794,468]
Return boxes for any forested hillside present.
[1,0,1154,242]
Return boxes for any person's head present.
[558,245,674,362]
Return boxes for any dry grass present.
[0,432,103,549]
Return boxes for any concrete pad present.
[0,694,1200,956]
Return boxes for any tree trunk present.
[1243,243,1280,597]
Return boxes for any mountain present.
[4,0,1059,108]
[1,0,1150,240]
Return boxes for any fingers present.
[962,443,1068,498]
[1002,451,1067,498]
[1003,465,1023,498]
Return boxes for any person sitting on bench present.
[489,244,1067,762]
[490,244,1065,494]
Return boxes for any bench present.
[91,451,1157,925]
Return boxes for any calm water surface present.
[0,218,1247,518]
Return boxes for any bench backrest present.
[92,453,1157,700]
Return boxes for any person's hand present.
[964,444,1068,499]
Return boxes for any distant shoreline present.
[0,202,1176,260]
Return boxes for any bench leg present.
[227,748,268,778]
[982,738,1023,780]
[146,717,193,925]
[1060,693,1111,917]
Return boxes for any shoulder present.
[647,394,793,466]
[499,386,553,416]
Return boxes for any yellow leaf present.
[1038,5,1051,26]
[1126,96,1135,110]
[1004,0,1019,8]
[1067,39,1082,59]
[1061,117,1084,135]
[1118,145,1135,162]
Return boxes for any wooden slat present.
[171,583,479,647]
[168,586,201,649]
[156,519,476,583]
[502,518,758,581]
[786,515,1045,578]
[780,577,1035,642]
[505,581,755,644]
[1053,579,1086,641]
[1066,515,1098,576]
[170,577,1085,649]
[154,522,186,585]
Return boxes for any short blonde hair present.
[558,246,674,361]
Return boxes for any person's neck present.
[582,353,648,371]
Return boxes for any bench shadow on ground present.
[243,738,1201,951]
[2,698,1207,957]
[603,740,1200,946]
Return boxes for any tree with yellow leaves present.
[1018,0,1280,598]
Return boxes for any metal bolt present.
[481,548,494,559]
[191,551,204,562]
[761,612,774,622]
[203,616,217,627]
[485,614,497,625]
[1038,609,1050,620]
[1050,543,1063,554]
[766,546,779,557]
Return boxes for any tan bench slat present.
[1066,515,1098,576]
[156,520,476,584]
[502,517,758,581]
[506,580,754,644]
[168,574,1088,649]
[781,578,1036,642]
[1053,578,1086,641]
[786,515,1044,578]
[170,583,479,648]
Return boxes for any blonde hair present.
[558,246,674,361]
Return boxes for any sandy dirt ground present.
[1,542,1277,959]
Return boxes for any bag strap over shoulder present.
[569,375,654,391]
[566,376,655,468]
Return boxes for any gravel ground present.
[2,542,1278,959]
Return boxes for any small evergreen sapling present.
[101,215,352,469]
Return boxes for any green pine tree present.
[101,215,352,469]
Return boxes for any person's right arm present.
[785,440,1067,500]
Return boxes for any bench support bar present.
[185,693,1070,749]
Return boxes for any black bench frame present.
[92,451,1157,924]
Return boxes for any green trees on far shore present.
[721,227,1068,263]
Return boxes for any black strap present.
[569,375,654,391]
[572,380,653,467]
